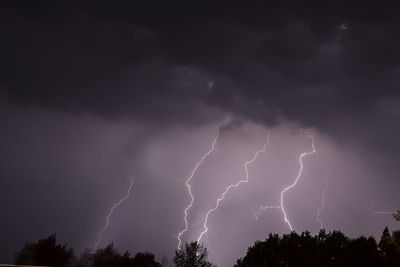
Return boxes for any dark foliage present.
[173,242,212,267]
[379,227,400,267]
[14,234,74,267]
[131,252,162,267]
[235,229,400,267]
[12,227,400,267]
[77,243,161,267]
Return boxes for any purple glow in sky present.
[1,2,400,266]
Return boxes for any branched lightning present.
[177,125,220,250]
[317,177,329,229]
[255,132,316,232]
[279,132,316,231]
[197,132,270,243]
[92,178,135,253]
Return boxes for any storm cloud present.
[1,1,400,266]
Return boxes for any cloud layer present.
[1,2,400,265]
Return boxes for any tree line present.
[11,227,400,267]
[11,211,400,266]
[13,235,212,267]
[235,228,400,267]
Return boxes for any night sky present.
[1,1,400,266]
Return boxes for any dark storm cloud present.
[1,2,400,264]
[2,1,400,128]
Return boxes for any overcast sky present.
[1,1,400,266]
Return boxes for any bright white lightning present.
[254,133,316,232]
[197,132,270,243]
[92,178,135,253]
[177,125,220,250]
[280,133,316,231]
[317,177,329,229]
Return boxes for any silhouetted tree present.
[237,231,321,267]
[14,234,74,267]
[379,227,400,267]
[92,243,130,267]
[173,242,212,267]
[131,252,161,267]
[318,230,348,266]
[77,243,161,267]
[235,229,395,267]
[344,236,382,266]
[379,227,392,252]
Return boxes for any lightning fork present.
[279,132,316,231]
[177,125,220,250]
[317,176,329,229]
[254,132,316,232]
[92,177,135,253]
[197,132,270,243]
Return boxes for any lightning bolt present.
[197,132,270,243]
[177,125,220,250]
[370,209,394,215]
[254,132,316,232]
[280,133,316,231]
[92,177,134,253]
[317,177,329,229]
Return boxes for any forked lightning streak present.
[197,132,270,243]
[93,178,135,253]
[255,133,316,232]
[177,125,220,249]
